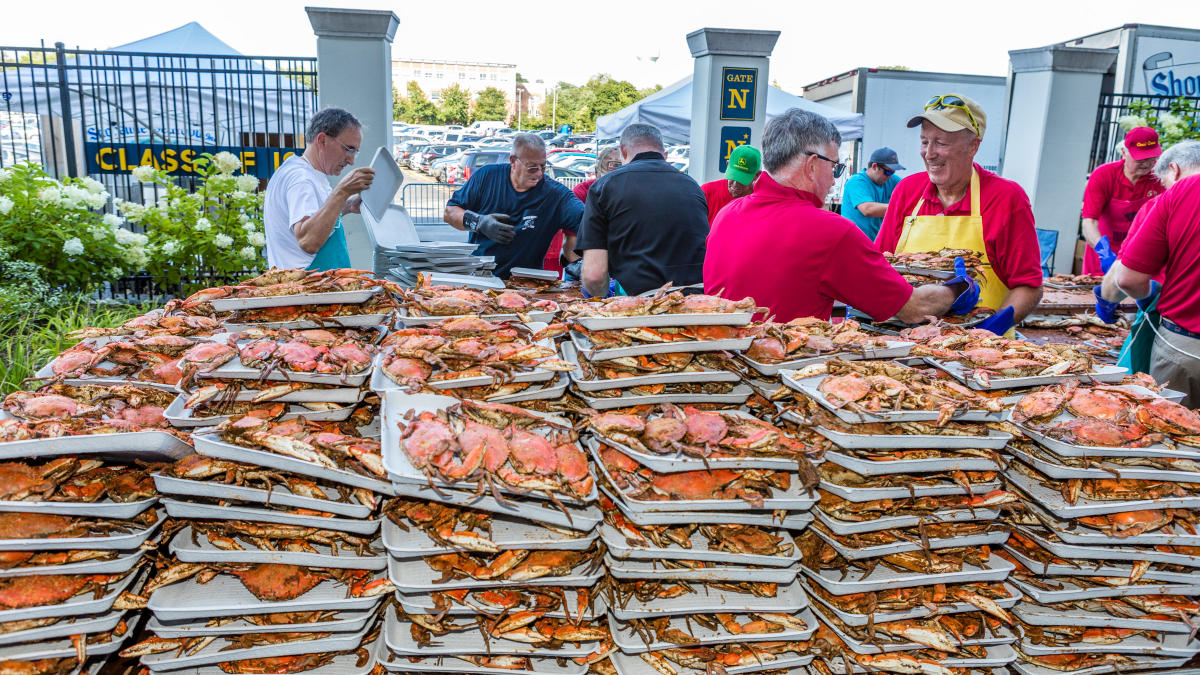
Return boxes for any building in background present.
[392,57,517,110]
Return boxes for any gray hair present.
[305,108,361,144]
[1156,140,1200,181]
[762,108,841,173]
[511,133,546,156]
[619,123,665,152]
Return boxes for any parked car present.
[546,166,585,180]
[430,151,466,181]
[451,149,511,183]
[548,134,594,148]
[474,137,510,148]
[531,130,557,141]
[413,144,466,172]
[557,155,597,175]
[396,140,431,167]
[549,151,593,166]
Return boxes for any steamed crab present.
[562,285,761,319]
[595,443,795,508]
[399,277,558,317]
[424,545,601,583]
[742,318,889,362]
[3,383,174,428]
[31,335,207,386]
[232,327,377,378]
[140,561,392,601]
[169,268,390,313]
[214,415,386,480]
[813,358,1003,425]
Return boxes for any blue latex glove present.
[1093,286,1121,324]
[1136,280,1161,313]
[942,257,981,315]
[1095,236,1117,274]
[581,279,618,299]
[976,306,1015,336]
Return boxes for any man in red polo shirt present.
[701,144,761,225]
[1080,127,1165,275]
[1118,146,1200,406]
[875,94,1043,335]
[704,109,978,323]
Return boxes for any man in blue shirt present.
[444,134,584,278]
[842,147,904,239]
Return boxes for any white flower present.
[242,221,256,231]
[122,246,148,269]
[85,192,108,209]
[91,227,109,241]
[59,185,90,209]
[231,190,251,200]
[131,165,157,183]
[238,214,250,224]
[239,245,257,260]
[156,197,169,210]
[132,232,148,247]
[114,228,136,245]
[108,266,123,278]
[1161,113,1187,134]
[1118,115,1149,132]
[0,168,10,184]
[248,232,266,247]
[212,152,242,175]
[160,240,179,255]
[102,213,123,228]
[235,174,259,193]
[213,234,233,249]
[37,186,61,204]
[0,196,12,215]
[194,217,212,232]
[116,200,146,221]
[80,177,105,194]
[62,237,85,255]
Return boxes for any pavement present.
[397,166,467,242]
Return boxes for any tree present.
[392,86,408,121]
[404,81,437,124]
[438,84,471,126]
[588,75,639,127]
[474,87,508,122]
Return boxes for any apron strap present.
[969,170,980,217]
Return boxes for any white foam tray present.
[169,525,385,570]
[782,371,1006,424]
[0,620,132,661]
[387,552,602,592]
[801,554,1015,594]
[0,550,145,579]
[138,625,370,669]
[1014,602,1195,633]
[563,342,740,392]
[814,504,1001,535]
[208,287,381,312]
[1006,442,1200,482]
[1016,633,1200,657]
[165,394,354,427]
[389,481,600,531]
[0,608,126,646]
[602,487,814,529]
[146,572,385,622]
[604,555,800,583]
[1013,525,1200,568]
[0,509,163,551]
[814,602,1018,654]
[1001,544,1198,584]
[1009,656,1192,675]
[382,513,597,557]
[1006,466,1200,518]
[611,651,812,675]
[0,567,139,622]
[0,495,155,519]
[571,309,755,331]
[590,423,808,473]
[394,305,558,326]
[1016,412,1200,460]
[928,358,1128,391]
[222,313,391,332]
[813,424,1012,449]
[807,580,1022,627]
[0,430,193,461]
[202,354,370,387]
[382,610,599,658]
[370,346,557,393]
[164,635,381,675]
[569,330,753,362]
[609,579,809,620]
[811,521,1011,559]
[146,608,376,637]
[193,432,393,495]
[819,477,1002,501]
[601,523,800,567]
[152,474,372,519]
[821,448,1004,475]
[821,644,1016,671]
[162,499,380,536]
[574,384,753,410]
[395,586,606,621]
[1009,574,1200,603]
[175,381,367,403]
[609,607,817,654]
[380,652,584,675]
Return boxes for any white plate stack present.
[0,439,190,675]
[779,361,1021,674]
[585,405,821,675]
[379,392,607,674]
[1003,383,1200,675]
[562,304,757,410]
[383,242,495,283]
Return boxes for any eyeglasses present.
[329,135,359,156]
[880,165,896,177]
[514,157,548,174]
[804,151,846,178]
[925,95,981,137]
[603,161,622,170]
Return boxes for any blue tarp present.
[595,76,864,144]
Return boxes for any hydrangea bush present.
[119,151,265,288]
[0,163,144,292]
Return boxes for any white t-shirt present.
[263,155,332,269]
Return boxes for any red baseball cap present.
[1124,126,1163,161]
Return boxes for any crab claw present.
[967,489,1019,508]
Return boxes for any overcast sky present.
[4,1,1196,92]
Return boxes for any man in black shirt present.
[576,123,709,297]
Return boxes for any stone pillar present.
[1000,45,1116,274]
[687,28,779,185]
[306,6,400,271]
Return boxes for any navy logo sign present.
[721,67,757,121]
[719,127,751,172]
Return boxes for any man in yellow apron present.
[875,94,1045,336]
[263,108,375,272]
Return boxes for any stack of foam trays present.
[1003,381,1200,675]
[781,359,1021,675]
[379,392,608,675]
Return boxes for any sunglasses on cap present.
[804,150,846,178]
[925,95,981,137]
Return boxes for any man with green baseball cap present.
[701,144,762,225]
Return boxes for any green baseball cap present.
[725,144,762,185]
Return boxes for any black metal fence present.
[0,42,317,296]
[1090,93,1200,171]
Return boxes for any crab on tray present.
[408,586,604,622]
[169,268,391,314]
[574,350,740,381]
[0,457,158,505]
[228,327,380,378]
[561,286,760,321]
[30,335,212,388]
[217,292,398,327]
[1007,459,1200,507]
[0,564,146,613]
[602,496,795,559]
[789,358,1006,425]
[819,462,1001,495]
[391,398,594,502]
[740,318,894,363]
[207,414,385,480]
[584,403,822,461]
[382,497,582,555]
[3,384,178,435]
[417,544,603,584]
[377,318,573,391]
[807,579,1016,622]
[615,638,815,673]
[396,275,559,318]
[816,605,1013,654]
[1012,381,1200,449]
[572,324,752,351]
[617,610,813,650]
[815,490,1018,523]
[799,529,1001,576]
[140,559,393,604]
[156,454,378,513]
[884,248,983,273]
[920,335,1101,387]
[400,609,609,649]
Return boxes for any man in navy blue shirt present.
[444,134,584,278]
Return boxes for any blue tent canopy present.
[595,76,864,144]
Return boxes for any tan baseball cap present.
[907,93,987,139]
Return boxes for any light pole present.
[515,80,522,131]
[552,85,558,131]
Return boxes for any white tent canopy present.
[595,76,864,143]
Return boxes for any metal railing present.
[400,182,457,227]
[1090,93,1200,171]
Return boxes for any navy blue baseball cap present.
[868,147,905,170]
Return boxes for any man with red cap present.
[1079,127,1165,274]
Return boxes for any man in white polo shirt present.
[264,108,374,271]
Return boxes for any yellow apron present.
[896,170,1010,312]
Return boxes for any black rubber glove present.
[472,213,514,245]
